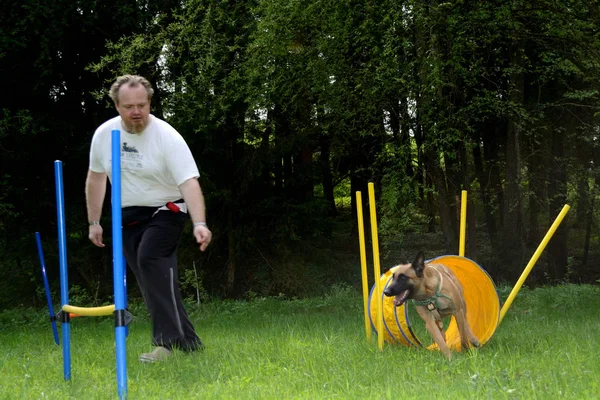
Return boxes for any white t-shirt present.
[89,115,200,208]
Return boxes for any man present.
[86,74,212,363]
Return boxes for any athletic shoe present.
[139,346,172,363]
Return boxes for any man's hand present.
[193,224,212,251]
[89,224,105,247]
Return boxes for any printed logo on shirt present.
[121,143,143,170]
[123,142,139,153]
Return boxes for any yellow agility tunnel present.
[368,255,500,352]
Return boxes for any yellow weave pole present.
[459,190,467,257]
[368,183,384,351]
[499,204,571,324]
[62,304,115,317]
[356,191,372,342]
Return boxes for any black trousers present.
[122,210,203,352]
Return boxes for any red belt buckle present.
[166,202,180,213]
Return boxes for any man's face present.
[115,84,151,134]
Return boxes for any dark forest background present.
[2,0,600,309]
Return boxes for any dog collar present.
[411,266,453,311]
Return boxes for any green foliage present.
[180,262,210,304]
[378,164,422,235]
[2,0,600,306]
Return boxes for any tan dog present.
[383,251,479,359]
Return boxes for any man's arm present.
[86,169,107,247]
[179,177,212,251]
[179,177,206,224]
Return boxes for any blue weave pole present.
[123,253,129,338]
[54,160,71,380]
[35,232,60,346]
[112,129,128,399]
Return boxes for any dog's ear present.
[412,251,425,278]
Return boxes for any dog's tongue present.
[394,290,409,306]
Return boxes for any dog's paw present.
[470,338,480,348]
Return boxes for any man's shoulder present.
[149,115,185,141]
[150,115,178,132]
[94,116,121,136]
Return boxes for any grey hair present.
[109,75,154,105]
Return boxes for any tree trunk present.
[574,134,592,226]
[222,98,247,297]
[466,195,478,259]
[351,175,370,237]
[319,132,336,216]
[525,132,545,249]
[501,42,525,278]
[415,119,434,232]
[581,191,595,267]
[225,210,236,297]
[290,137,314,202]
[483,123,505,236]
[273,104,287,195]
[425,144,455,253]
[473,127,497,244]
[546,124,568,281]
[259,110,274,194]
[584,148,600,267]
[400,97,414,178]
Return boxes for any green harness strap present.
[411,266,453,311]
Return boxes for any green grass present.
[1,284,599,399]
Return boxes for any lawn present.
[0,284,598,399]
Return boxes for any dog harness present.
[411,266,453,313]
